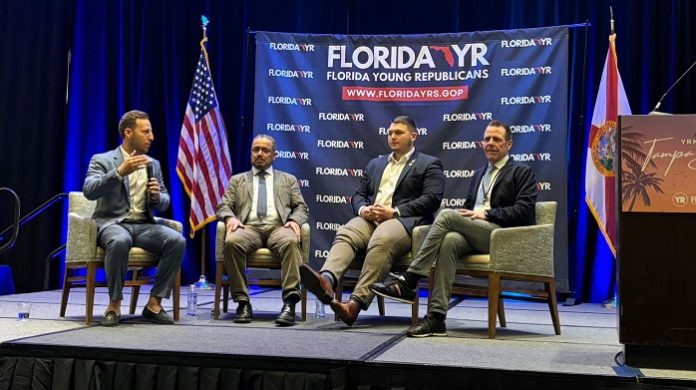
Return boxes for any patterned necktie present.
[476,164,497,207]
[257,171,267,218]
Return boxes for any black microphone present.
[146,163,154,181]
[650,58,696,114]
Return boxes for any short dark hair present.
[391,115,417,133]
[488,120,511,140]
[252,134,276,151]
[118,110,149,137]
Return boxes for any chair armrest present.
[300,223,310,263]
[154,217,183,234]
[488,224,555,276]
[411,224,431,254]
[65,212,98,262]
[215,221,225,262]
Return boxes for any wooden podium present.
[617,115,696,369]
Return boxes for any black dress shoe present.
[101,309,120,327]
[142,306,175,324]
[300,264,334,304]
[275,302,296,326]
[233,301,252,323]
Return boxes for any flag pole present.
[195,15,212,290]
[602,6,618,308]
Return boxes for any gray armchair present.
[429,201,560,338]
[214,221,310,320]
[60,191,182,324]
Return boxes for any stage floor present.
[1,285,695,388]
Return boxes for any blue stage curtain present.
[1,0,694,302]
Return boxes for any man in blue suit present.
[83,110,185,327]
[301,115,445,326]
[370,119,537,337]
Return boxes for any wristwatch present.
[392,208,400,219]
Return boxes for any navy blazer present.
[352,151,445,235]
[464,159,537,227]
[83,147,170,235]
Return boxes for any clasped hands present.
[117,154,160,202]
[456,208,487,220]
[360,204,395,223]
[225,217,301,240]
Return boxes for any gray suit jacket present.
[83,147,170,234]
[216,168,308,226]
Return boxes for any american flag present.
[177,42,232,238]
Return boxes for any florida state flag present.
[585,33,632,255]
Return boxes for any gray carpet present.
[1,286,695,383]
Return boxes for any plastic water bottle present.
[187,284,198,316]
[314,298,326,319]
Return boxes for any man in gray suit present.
[83,110,185,327]
[216,134,308,326]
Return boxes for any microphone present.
[649,58,696,114]
[146,163,154,181]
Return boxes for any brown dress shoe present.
[330,299,360,326]
[300,264,334,304]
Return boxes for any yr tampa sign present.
[620,115,696,213]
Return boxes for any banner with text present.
[253,26,569,290]
[620,115,696,213]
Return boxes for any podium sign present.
[620,115,696,213]
[617,115,696,369]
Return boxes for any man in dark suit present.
[83,110,185,327]
[370,119,537,337]
[301,115,445,326]
[216,134,308,326]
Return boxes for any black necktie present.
[257,171,267,218]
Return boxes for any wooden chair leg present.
[546,279,561,335]
[377,296,385,316]
[487,273,501,339]
[411,287,419,325]
[427,270,434,308]
[60,266,72,317]
[334,278,344,321]
[300,286,307,321]
[86,263,97,325]
[498,298,506,327]
[173,269,180,321]
[214,262,223,320]
[129,285,140,315]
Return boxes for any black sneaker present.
[406,314,447,338]
[370,276,416,304]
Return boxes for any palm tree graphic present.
[621,129,664,211]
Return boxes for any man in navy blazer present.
[83,110,185,327]
[371,119,538,337]
[301,115,445,326]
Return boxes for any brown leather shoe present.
[300,264,334,304]
[330,299,360,326]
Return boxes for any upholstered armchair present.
[213,221,309,320]
[60,191,182,324]
[430,201,560,338]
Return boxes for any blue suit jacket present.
[83,147,170,235]
[352,151,445,235]
[464,159,537,227]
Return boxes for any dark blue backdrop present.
[1,0,694,304]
